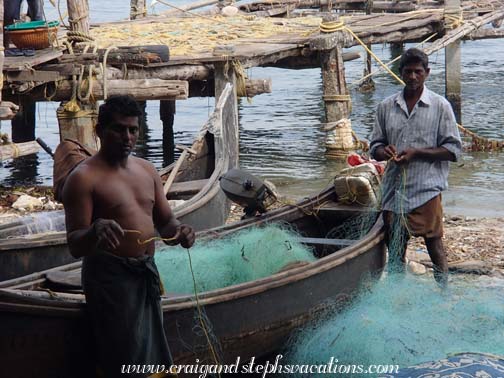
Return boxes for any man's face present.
[401,62,430,92]
[101,114,139,159]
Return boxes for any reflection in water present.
[2,154,40,187]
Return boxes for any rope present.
[322,94,351,102]
[102,46,119,100]
[230,60,248,98]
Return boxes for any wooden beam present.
[424,9,504,55]
[189,78,271,97]
[464,27,504,40]
[27,79,189,102]
[5,70,61,83]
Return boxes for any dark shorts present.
[384,194,444,239]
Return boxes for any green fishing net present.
[155,225,317,294]
[285,273,504,376]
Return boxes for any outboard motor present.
[220,169,278,218]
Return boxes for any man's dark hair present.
[97,95,143,131]
[399,48,429,72]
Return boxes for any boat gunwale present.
[0,191,384,315]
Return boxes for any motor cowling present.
[219,169,277,217]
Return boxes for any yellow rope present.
[123,229,178,245]
[319,19,405,86]
[185,248,222,377]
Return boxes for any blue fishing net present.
[284,273,504,377]
[155,225,316,294]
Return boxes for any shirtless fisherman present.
[62,95,195,377]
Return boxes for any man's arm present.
[148,162,195,248]
[62,167,124,258]
[370,103,397,161]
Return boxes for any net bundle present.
[285,273,504,376]
[156,225,317,294]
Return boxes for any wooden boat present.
[0,185,386,378]
[0,84,239,281]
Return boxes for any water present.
[0,1,503,217]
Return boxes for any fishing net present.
[285,273,504,377]
[155,225,317,294]
[87,15,321,56]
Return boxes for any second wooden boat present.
[0,84,239,281]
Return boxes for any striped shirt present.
[370,86,462,213]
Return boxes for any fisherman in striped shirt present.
[370,48,462,285]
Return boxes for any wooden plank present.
[3,48,63,71]
[297,237,355,247]
[168,179,208,196]
[5,70,61,83]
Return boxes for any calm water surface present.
[1,1,503,217]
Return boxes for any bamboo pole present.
[159,0,219,16]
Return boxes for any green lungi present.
[82,250,173,378]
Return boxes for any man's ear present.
[425,67,431,77]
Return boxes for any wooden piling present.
[321,47,354,158]
[57,102,99,150]
[359,0,375,92]
[444,0,462,123]
[130,0,147,20]
[58,0,97,149]
[160,100,176,166]
[11,100,36,143]
[67,0,90,34]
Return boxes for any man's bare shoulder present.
[65,156,102,189]
[131,156,158,175]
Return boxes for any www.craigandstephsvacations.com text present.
[121,355,400,377]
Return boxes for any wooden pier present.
[1,0,503,158]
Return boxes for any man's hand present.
[395,148,417,165]
[166,224,195,248]
[383,145,398,160]
[93,218,125,250]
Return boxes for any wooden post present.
[136,101,148,141]
[444,0,462,123]
[160,100,176,166]
[320,44,354,159]
[214,62,238,131]
[130,0,146,20]
[11,99,36,143]
[390,42,404,74]
[67,0,90,34]
[58,0,98,149]
[57,102,99,151]
[359,0,375,92]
